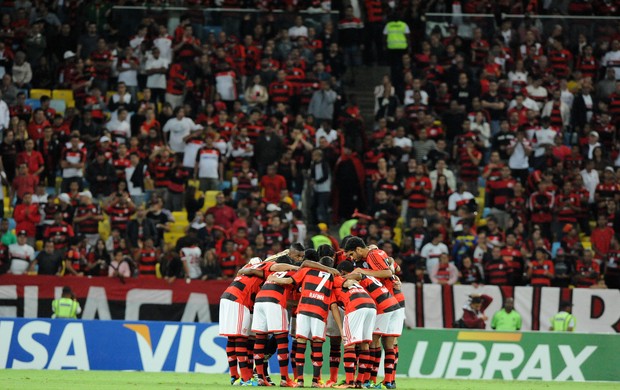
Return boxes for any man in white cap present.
[74,190,103,248]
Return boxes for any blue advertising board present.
[0,318,248,372]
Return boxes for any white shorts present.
[326,306,344,337]
[251,302,289,333]
[295,313,326,341]
[385,308,405,337]
[219,299,252,337]
[343,307,376,346]
[373,310,396,335]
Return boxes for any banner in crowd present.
[401,284,620,333]
[1,318,618,382]
[1,276,619,333]
[0,275,229,322]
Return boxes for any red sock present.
[356,349,370,383]
[329,337,341,382]
[368,347,381,383]
[275,333,291,381]
[235,337,252,381]
[343,349,356,384]
[253,334,268,380]
[295,341,307,381]
[226,338,238,378]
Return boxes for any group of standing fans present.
[219,237,404,388]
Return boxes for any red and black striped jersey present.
[256,269,295,308]
[74,204,101,235]
[357,274,399,314]
[65,248,84,272]
[218,251,244,278]
[486,178,516,210]
[332,275,376,316]
[105,204,135,231]
[149,156,174,188]
[485,260,510,285]
[291,267,334,321]
[44,223,75,250]
[138,248,159,277]
[530,260,554,286]
[220,261,271,309]
[269,81,294,104]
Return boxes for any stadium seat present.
[204,191,219,210]
[164,232,184,246]
[30,89,51,99]
[49,99,67,114]
[170,221,188,234]
[25,98,41,110]
[66,99,76,108]
[172,211,188,222]
[52,89,74,103]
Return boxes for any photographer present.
[52,286,81,319]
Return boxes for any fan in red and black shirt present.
[501,232,525,285]
[486,165,516,213]
[404,165,431,218]
[269,70,294,109]
[217,239,244,279]
[104,195,136,232]
[90,38,113,91]
[136,238,160,278]
[573,250,601,288]
[484,246,511,285]
[527,248,554,287]
[43,212,75,252]
[148,148,174,190]
[528,181,555,237]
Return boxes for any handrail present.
[111,5,339,14]
[425,12,620,20]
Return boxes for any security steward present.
[52,286,82,319]
[549,301,576,332]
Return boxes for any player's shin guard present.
[343,349,356,384]
[310,341,324,382]
[226,337,239,379]
[253,334,268,380]
[295,341,307,380]
[384,348,396,383]
[368,347,381,383]
[235,336,252,381]
[356,349,370,383]
[275,333,291,381]
[329,337,341,382]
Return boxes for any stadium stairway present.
[347,65,390,125]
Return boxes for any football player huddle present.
[219,236,405,389]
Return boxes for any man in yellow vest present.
[383,13,410,75]
[52,286,81,319]
[550,301,576,332]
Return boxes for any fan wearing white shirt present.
[288,16,308,39]
[314,121,338,147]
[145,47,169,105]
[106,108,131,144]
[153,25,173,61]
[180,244,202,280]
[420,231,449,272]
[8,231,35,275]
[163,107,203,154]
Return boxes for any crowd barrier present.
[1,276,619,333]
[0,318,618,382]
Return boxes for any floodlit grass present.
[1,371,619,390]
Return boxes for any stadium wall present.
[0,318,618,382]
[1,275,619,333]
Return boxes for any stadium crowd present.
[0,0,618,294]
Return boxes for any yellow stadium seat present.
[393,227,402,246]
[30,89,52,99]
[582,241,592,250]
[203,190,219,210]
[137,91,144,101]
[172,211,188,222]
[67,100,76,108]
[52,89,74,103]
[99,219,111,241]
[170,222,188,234]
[164,232,184,246]
[35,240,43,251]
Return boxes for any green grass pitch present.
[1,371,619,390]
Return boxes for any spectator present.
[429,253,458,285]
[109,250,132,279]
[420,230,449,271]
[32,240,62,275]
[309,149,331,224]
[308,80,337,122]
[206,192,236,232]
[195,136,223,191]
[85,152,116,198]
[126,205,158,250]
[527,248,555,287]
[11,163,38,202]
[8,230,35,275]
[162,107,203,155]
[457,293,493,329]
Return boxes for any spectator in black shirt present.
[32,241,62,275]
